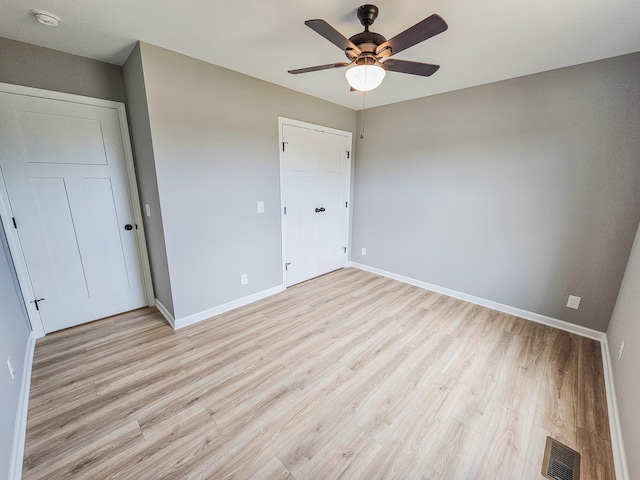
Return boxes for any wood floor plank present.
[577,336,610,440]
[449,330,521,432]
[23,268,615,480]
[354,335,460,445]
[417,416,484,479]
[468,325,553,479]
[535,367,579,448]
[522,425,560,480]
[211,383,298,435]
[28,361,91,400]
[25,382,98,429]
[207,367,364,479]
[469,406,528,479]
[24,420,144,480]
[94,352,189,397]
[25,362,195,451]
[359,374,465,479]
[306,425,381,480]
[282,315,391,396]
[249,456,294,480]
[275,366,366,477]
[577,426,615,480]
[107,408,221,480]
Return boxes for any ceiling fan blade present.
[305,19,362,55]
[376,14,448,57]
[382,59,440,77]
[288,62,350,75]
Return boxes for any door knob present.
[124,224,133,230]
[315,207,326,213]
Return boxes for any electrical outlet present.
[7,356,15,380]
[361,247,366,256]
[257,201,264,213]
[240,274,248,285]
[566,295,581,309]
[618,339,625,360]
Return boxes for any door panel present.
[16,110,108,165]
[317,172,347,275]
[284,175,316,285]
[318,139,345,173]
[282,123,350,286]
[31,177,90,304]
[0,92,147,333]
[84,178,131,294]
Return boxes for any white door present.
[281,122,351,286]
[0,91,147,333]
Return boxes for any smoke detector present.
[30,9,61,27]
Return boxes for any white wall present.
[607,220,640,479]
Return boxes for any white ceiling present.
[2,0,640,110]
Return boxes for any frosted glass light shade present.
[345,65,386,92]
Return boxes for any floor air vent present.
[542,436,580,480]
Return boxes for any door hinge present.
[343,247,347,253]
[31,298,45,311]
[285,262,291,271]
[282,142,288,152]
[347,151,350,159]
[345,201,348,208]
[12,217,17,229]
[284,206,287,215]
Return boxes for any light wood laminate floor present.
[23,268,614,479]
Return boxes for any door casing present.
[0,83,154,338]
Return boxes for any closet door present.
[281,122,351,286]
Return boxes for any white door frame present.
[278,117,352,287]
[0,82,155,338]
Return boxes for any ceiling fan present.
[288,4,448,92]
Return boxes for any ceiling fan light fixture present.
[345,64,386,92]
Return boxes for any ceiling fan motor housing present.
[357,4,379,27]
[348,5,387,58]
[349,31,386,51]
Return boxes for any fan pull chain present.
[360,91,366,140]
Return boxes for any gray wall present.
[352,52,640,332]
[0,218,32,479]
[607,221,640,479]
[123,44,175,316]
[128,42,356,320]
[0,37,126,103]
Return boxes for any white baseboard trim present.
[9,332,36,480]
[601,335,630,480]
[157,285,285,331]
[349,262,605,341]
[155,299,175,329]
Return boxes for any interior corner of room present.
[0,22,639,480]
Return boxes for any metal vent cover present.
[542,436,580,480]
